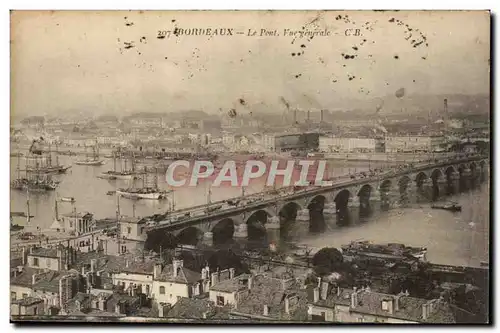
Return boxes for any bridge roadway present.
[144,154,488,236]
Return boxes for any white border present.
[2,1,498,333]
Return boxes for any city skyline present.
[11,11,490,117]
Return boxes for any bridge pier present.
[461,168,472,191]
[417,178,433,202]
[348,196,360,208]
[437,178,448,199]
[323,202,337,215]
[265,216,280,230]
[234,224,248,239]
[202,232,213,247]
[296,209,310,222]
[400,181,416,205]
[369,189,382,203]
[449,171,460,194]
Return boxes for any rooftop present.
[311,286,456,324]
[29,247,59,258]
[210,273,252,293]
[166,297,230,320]
[61,212,93,219]
[157,264,201,284]
[11,297,44,307]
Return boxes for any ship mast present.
[113,151,117,172]
[54,192,59,221]
[116,194,121,255]
[26,188,31,224]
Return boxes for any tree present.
[208,249,249,275]
[143,230,178,253]
[312,247,344,276]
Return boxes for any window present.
[22,293,28,299]
[159,286,165,295]
[146,285,150,295]
[216,296,225,306]
[33,307,37,315]
[46,259,51,268]
[127,227,131,234]
[140,227,144,234]
[33,258,39,267]
[11,292,16,301]
[357,317,364,323]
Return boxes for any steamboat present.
[76,141,105,166]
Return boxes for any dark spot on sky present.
[342,65,346,67]
[172,19,176,23]
[352,46,358,51]
[292,53,296,56]
[165,57,168,59]
[394,55,399,59]
[124,16,127,19]
[125,22,134,27]
[332,79,337,83]
[138,52,142,55]
[295,74,302,79]
[413,80,416,82]
[422,56,427,60]
[239,98,246,106]
[173,28,179,36]
[389,18,395,22]
[300,44,306,48]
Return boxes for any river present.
[10,154,489,268]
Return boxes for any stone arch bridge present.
[145,156,489,247]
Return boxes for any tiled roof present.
[11,297,43,306]
[66,291,141,317]
[33,270,72,293]
[166,297,217,319]
[11,267,42,287]
[29,248,59,258]
[312,287,456,324]
[61,212,93,218]
[157,264,201,284]
[210,274,252,293]
[232,274,308,321]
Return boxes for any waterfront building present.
[119,217,147,242]
[384,135,446,153]
[61,212,95,235]
[319,136,376,153]
[275,132,320,153]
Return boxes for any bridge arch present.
[357,184,373,215]
[334,189,351,226]
[415,171,428,188]
[444,166,456,195]
[306,195,327,211]
[176,226,204,246]
[246,209,270,242]
[430,168,443,201]
[211,218,235,246]
[479,160,487,182]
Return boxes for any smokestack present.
[320,110,324,123]
[443,98,449,133]
[293,109,297,124]
[307,110,310,122]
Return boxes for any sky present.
[10,10,490,117]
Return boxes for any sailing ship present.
[76,141,105,166]
[98,151,140,180]
[116,167,170,200]
[11,154,59,191]
[24,141,71,174]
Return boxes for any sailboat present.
[76,141,105,166]
[98,151,139,180]
[116,166,171,200]
[25,141,71,174]
[11,154,59,191]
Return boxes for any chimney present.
[313,287,320,303]
[248,276,253,290]
[99,299,105,311]
[211,272,219,286]
[382,298,394,314]
[293,109,297,123]
[350,290,358,308]
[229,268,235,279]
[365,286,371,293]
[284,297,290,314]
[22,247,26,265]
[263,304,269,316]
[201,268,206,280]
[320,281,329,300]
[202,312,207,319]
[205,264,210,277]
[29,246,33,254]
[90,259,97,273]
[317,277,321,288]
[81,266,86,275]
[336,286,341,297]
[125,260,129,268]
[154,263,162,279]
[32,273,37,285]
[307,110,310,122]
[115,302,121,314]
[173,259,183,278]
[428,300,435,314]
[422,303,429,320]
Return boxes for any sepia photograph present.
[9,10,491,324]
